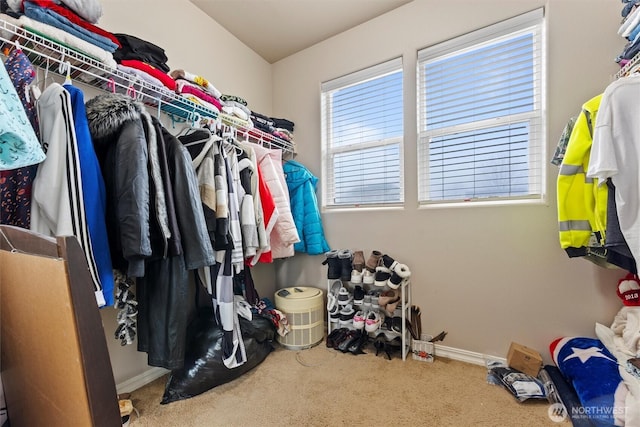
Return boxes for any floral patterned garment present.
[0,48,41,228]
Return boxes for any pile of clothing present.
[1,0,119,72]
[250,111,295,144]
[617,0,640,66]
[108,32,175,99]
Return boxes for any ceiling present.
[190,0,412,63]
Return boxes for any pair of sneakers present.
[361,290,381,311]
[353,310,382,333]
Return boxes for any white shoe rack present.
[327,278,411,361]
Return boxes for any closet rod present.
[0,17,296,155]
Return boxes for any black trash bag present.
[161,312,276,404]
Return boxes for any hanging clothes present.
[85,93,152,279]
[0,51,45,171]
[63,82,115,306]
[557,94,607,256]
[238,141,272,263]
[0,47,40,228]
[251,143,299,259]
[589,74,640,268]
[31,82,105,307]
[85,93,214,369]
[283,159,330,255]
[237,148,259,259]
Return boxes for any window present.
[321,58,403,208]
[417,9,545,204]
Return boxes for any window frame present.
[416,8,546,206]
[320,57,404,210]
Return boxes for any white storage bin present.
[275,287,324,350]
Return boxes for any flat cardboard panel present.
[0,226,120,427]
[1,249,93,427]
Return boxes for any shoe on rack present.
[338,249,353,282]
[364,311,382,333]
[373,333,387,357]
[348,330,369,355]
[378,289,400,308]
[329,304,341,324]
[331,328,353,350]
[353,310,367,329]
[388,264,411,289]
[322,249,340,280]
[385,298,402,317]
[353,250,365,272]
[370,290,381,310]
[381,254,398,271]
[339,304,356,327]
[374,266,392,287]
[363,293,372,310]
[382,336,403,360]
[327,327,350,348]
[337,329,361,352]
[365,250,383,272]
[353,285,365,305]
[327,279,342,310]
[350,269,363,284]
[325,328,348,348]
[388,271,404,289]
[337,286,351,306]
[362,269,375,285]
[390,316,404,334]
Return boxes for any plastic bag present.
[161,311,276,404]
[488,366,547,402]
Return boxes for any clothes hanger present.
[126,76,138,99]
[106,77,117,94]
[63,60,72,85]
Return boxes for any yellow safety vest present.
[557,94,608,253]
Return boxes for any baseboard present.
[434,344,506,366]
[116,367,169,394]
[114,345,505,393]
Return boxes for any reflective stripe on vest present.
[558,220,591,232]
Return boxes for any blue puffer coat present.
[283,160,330,255]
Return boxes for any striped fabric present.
[31,83,105,307]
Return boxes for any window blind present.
[417,8,545,204]
[321,58,404,207]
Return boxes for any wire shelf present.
[0,17,295,154]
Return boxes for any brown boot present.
[365,250,382,272]
[353,250,365,272]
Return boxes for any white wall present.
[271,0,627,362]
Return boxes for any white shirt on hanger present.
[588,74,640,266]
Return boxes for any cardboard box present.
[507,342,543,377]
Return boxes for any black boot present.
[322,250,340,280]
[338,249,353,282]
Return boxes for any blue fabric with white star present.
[553,337,623,427]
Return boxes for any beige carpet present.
[128,342,560,427]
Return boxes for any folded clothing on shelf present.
[119,59,175,90]
[170,68,221,99]
[23,1,118,52]
[26,0,118,47]
[114,33,170,73]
